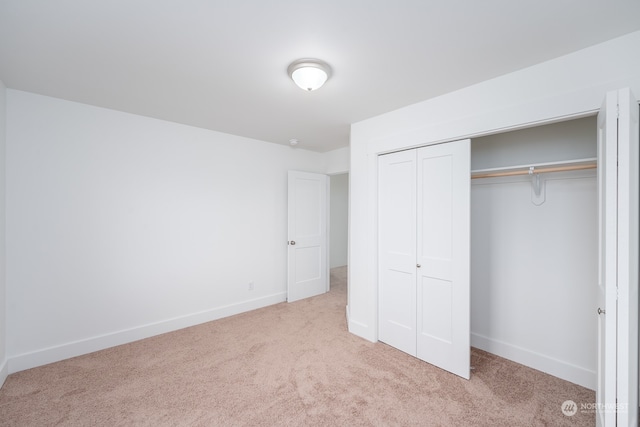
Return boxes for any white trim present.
[0,358,8,388]
[471,332,596,390]
[326,175,331,293]
[348,317,373,342]
[8,293,286,374]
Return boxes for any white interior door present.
[378,150,417,356]
[287,171,329,302]
[596,88,639,426]
[416,140,470,380]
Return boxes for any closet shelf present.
[471,157,597,180]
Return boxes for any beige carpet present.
[0,266,594,426]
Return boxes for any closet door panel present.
[596,90,618,427]
[418,153,453,280]
[615,88,639,427]
[420,277,453,343]
[378,150,417,356]
[416,140,470,379]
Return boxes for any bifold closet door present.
[378,149,417,356]
[378,140,470,379]
[596,88,639,427]
[416,140,470,380]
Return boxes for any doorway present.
[330,173,349,275]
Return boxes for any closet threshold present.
[471,157,597,179]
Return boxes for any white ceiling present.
[1,1,640,152]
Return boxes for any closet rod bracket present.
[529,167,545,205]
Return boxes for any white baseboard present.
[471,332,596,390]
[348,311,375,343]
[0,357,8,389]
[8,292,287,374]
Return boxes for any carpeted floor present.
[0,266,594,426]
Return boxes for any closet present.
[379,117,597,383]
[470,116,598,389]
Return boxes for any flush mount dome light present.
[288,59,331,91]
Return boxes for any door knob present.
[416,264,421,268]
[289,241,296,245]
[597,307,605,315]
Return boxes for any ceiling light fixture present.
[287,59,331,91]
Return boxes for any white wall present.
[348,31,640,381]
[330,173,348,268]
[471,117,597,388]
[0,79,7,387]
[5,90,329,372]
[325,146,349,175]
[470,117,597,170]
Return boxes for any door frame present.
[612,88,639,426]
[596,90,620,426]
[328,172,350,271]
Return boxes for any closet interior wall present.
[470,116,598,390]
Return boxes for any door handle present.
[597,307,605,315]
[416,264,421,268]
[289,241,296,245]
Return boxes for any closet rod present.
[471,162,597,179]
